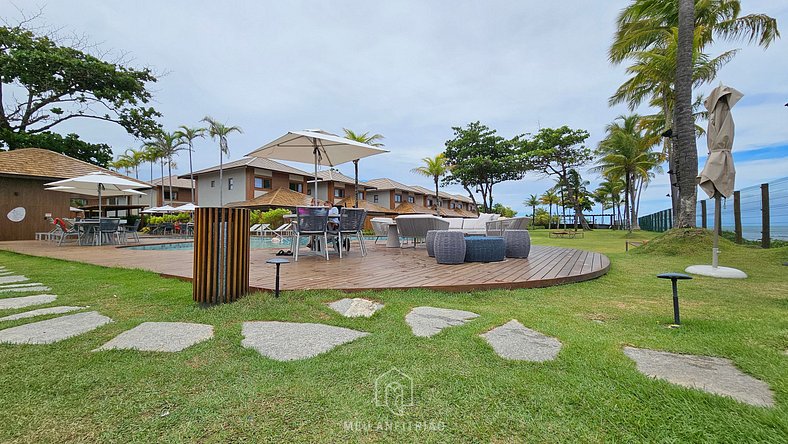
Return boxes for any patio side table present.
[434,231,466,265]
[464,236,505,263]
[503,229,531,258]
[386,223,401,248]
[426,230,441,257]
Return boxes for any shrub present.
[256,208,290,229]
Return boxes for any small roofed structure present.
[227,187,324,210]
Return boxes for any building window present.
[334,188,344,198]
[407,196,415,203]
[357,191,364,201]
[290,182,303,193]
[394,194,402,203]
[254,177,272,189]
[210,180,215,188]
[373,195,379,203]
[228,178,234,190]
[163,190,178,200]
[427,199,433,207]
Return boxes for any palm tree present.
[562,170,593,231]
[411,153,450,216]
[595,177,625,229]
[595,115,661,231]
[175,125,205,204]
[524,194,540,219]
[109,156,132,176]
[343,128,385,206]
[148,133,185,205]
[121,148,146,179]
[540,190,559,229]
[202,117,243,207]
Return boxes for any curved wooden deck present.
[0,240,610,293]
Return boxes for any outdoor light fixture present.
[657,272,692,326]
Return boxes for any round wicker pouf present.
[433,231,466,264]
[426,230,441,257]
[464,236,506,262]
[503,229,531,258]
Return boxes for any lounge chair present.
[269,223,293,239]
[54,218,80,246]
[370,217,394,244]
[250,223,271,236]
[486,216,531,236]
[395,214,450,247]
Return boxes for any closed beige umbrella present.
[686,84,746,278]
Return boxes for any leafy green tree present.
[0,130,113,166]
[175,125,205,203]
[539,189,560,229]
[491,203,517,218]
[524,194,540,218]
[411,153,451,216]
[443,122,526,211]
[202,117,242,207]
[0,25,161,164]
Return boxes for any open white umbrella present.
[246,129,389,203]
[45,172,150,245]
[686,84,747,278]
[175,203,198,212]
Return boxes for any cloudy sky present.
[3,1,787,215]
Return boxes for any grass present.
[0,229,786,443]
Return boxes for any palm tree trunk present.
[159,159,165,206]
[188,143,195,203]
[674,0,698,228]
[624,175,631,232]
[218,145,224,207]
[434,177,440,216]
[629,173,637,231]
[168,158,174,205]
[663,96,679,217]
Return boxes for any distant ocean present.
[721,225,788,241]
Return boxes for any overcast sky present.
[3,1,787,215]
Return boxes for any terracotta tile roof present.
[395,201,444,215]
[227,187,324,208]
[0,148,149,186]
[452,194,474,203]
[150,176,195,189]
[365,178,421,193]
[190,157,312,177]
[335,197,398,214]
[315,169,372,187]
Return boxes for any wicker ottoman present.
[434,231,466,265]
[426,230,441,257]
[464,236,505,262]
[503,229,531,258]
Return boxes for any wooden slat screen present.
[193,207,250,304]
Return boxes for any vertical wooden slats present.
[193,207,250,304]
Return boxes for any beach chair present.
[54,218,80,246]
[269,223,293,239]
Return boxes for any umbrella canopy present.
[246,129,389,199]
[698,85,743,199]
[175,203,198,212]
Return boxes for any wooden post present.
[733,190,742,244]
[700,200,707,228]
[193,207,250,304]
[761,183,770,248]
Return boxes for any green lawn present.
[0,230,786,443]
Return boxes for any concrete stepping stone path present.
[0,311,112,344]
[0,294,57,310]
[0,306,85,322]
[0,282,45,289]
[405,306,479,337]
[0,285,51,293]
[624,347,774,407]
[0,275,28,285]
[328,298,384,318]
[481,320,562,362]
[242,321,368,361]
[95,322,213,352]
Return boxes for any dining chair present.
[293,207,329,261]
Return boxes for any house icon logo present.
[374,367,414,416]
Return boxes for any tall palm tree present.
[595,115,661,231]
[142,141,166,204]
[149,133,185,205]
[343,128,385,206]
[524,194,540,219]
[540,190,559,229]
[175,125,205,204]
[202,117,243,207]
[594,178,625,229]
[121,148,146,179]
[411,153,451,216]
[109,156,132,176]
[561,170,593,231]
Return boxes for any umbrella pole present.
[313,140,319,204]
[97,184,102,246]
[712,194,720,268]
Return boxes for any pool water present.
[126,236,383,251]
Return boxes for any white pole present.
[97,184,103,246]
[313,139,319,203]
[712,194,720,268]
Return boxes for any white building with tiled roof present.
[364,178,425,210]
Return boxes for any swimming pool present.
[126,236,382,251]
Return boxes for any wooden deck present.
[0,239,610,293]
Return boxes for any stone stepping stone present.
[241,321,369,361]
[328,298,384,318]
[405,306,479,337]
[95,322,213,352]
[0,286,51,293]
[480,320,562,362]
[624,347,774,407]
[0,282,44,289]
[0,306,85,322]
[0,294,57,310]
[0,311,112,345]
[0,275,28,285]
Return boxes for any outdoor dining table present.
[73,219,101,245]
[386,223,401,248]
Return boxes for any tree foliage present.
[0,129,112,166]
[411,153,450,215]
[443,122,526,211]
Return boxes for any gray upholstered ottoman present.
[503,229,531,258]
[426,230,441,257]
[434,231,466,264]
[464,236,505,262]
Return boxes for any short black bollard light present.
[657,272,693,326]
[266,258,290,298]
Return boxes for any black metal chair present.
[329,208,368,258]
[293,207,329,261]
[125,219,141,243]
[99,218,121,245]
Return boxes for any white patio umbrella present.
[686,84,747,279]
[45,172,150,245]
[142,204,178,214]
[175,203,198,212]
[246,129,389,204]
